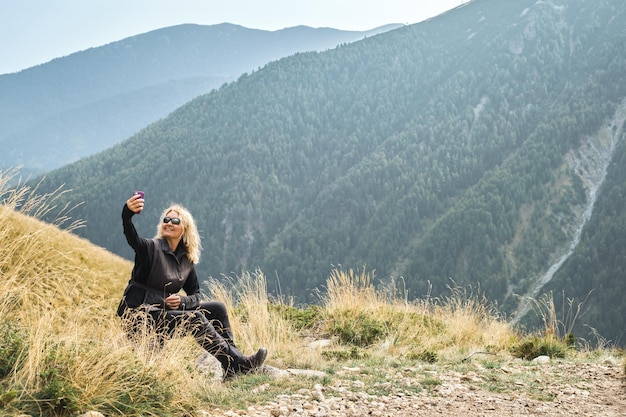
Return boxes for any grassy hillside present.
[1,171,623,416]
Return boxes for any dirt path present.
[205,359,626,417]
[393,361,626,416]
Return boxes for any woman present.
[116,192,267,379]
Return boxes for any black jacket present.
[117,205,201,316]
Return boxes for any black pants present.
[124,301,245,373]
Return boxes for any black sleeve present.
[121,203,154,292]
[122,204,150,259]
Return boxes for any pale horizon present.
[0,0,467,74]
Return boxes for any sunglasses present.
[163,217,181,225]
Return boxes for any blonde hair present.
[155,204,202,264]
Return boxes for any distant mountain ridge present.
[0,22,401,175]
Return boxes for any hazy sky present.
[1,0,466,75]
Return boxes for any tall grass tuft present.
[510,291,587,360]
[205,269,306,368]
[318,268,512,361]
[0,166,84,232]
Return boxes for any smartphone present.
[132,190,144,213]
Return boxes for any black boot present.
[220,346,268,380]
[211,343,246,381]
[190,314,267,380]
[239,347,268,374]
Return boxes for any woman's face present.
[162,210,183,240]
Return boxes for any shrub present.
[0,387,18,408]
[0,322,25,378]
[329,311,386,347]
[37,366,80,416]
[269,303,325,330]
[408,350,438,363]
[509,335,570,360]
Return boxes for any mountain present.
[0,23,400,176]
[31,0,626,344]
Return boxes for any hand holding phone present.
[132,190,144,213]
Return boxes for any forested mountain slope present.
[0,23,398,175]
[33,0,626,344]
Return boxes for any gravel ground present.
[198,357,626,417]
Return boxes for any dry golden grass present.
[0,171,223,416]
[205,270,303,367]
[319,267,513,361]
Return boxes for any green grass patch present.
[0,322,25,378]
[269,303,326,330]
[510,335,571,360]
